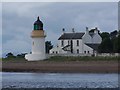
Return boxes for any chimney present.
[95,27,98,30]
[62,28,65,34]
[86,27,89,34]
[95,27,98,34]
[72,28,75,33]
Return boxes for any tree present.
[117,34,120,53]
[100,32,110,40]
[98,38,113,53]
[6,52,15,58]
[16,53,26,58]
[110,30,118,39]
[111,37,118,53]
[45,41,53,54]
[98,30,120,53]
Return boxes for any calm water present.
[2,72,118,88]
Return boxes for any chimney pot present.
[72,28,75,33]
[62,28,65,34]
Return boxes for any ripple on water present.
[2,72,118,88]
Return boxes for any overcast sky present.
[2,2,118,56]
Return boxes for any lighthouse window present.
[34,25,38,30]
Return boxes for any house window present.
[68,40,70,45]
[84,51,86,54]
[33,42,34,45]
[61,40,64,47]
[56,51,58,54]
[88,51,89,54]
[77,49,79,54]
[77,40,79,46]
[53,51,54,54]
[70,40,73,53]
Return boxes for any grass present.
[2,57,27,62]
[46,56,119,62]
[1,56,119,62]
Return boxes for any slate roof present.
[85,43,100,50]
[58,33,85,40]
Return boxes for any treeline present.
[4,41,53,58]
[5,52,26,58]
[98,30,120,53]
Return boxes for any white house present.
[50,27,102,56]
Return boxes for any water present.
[2,72,118,88]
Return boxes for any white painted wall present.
[72,39,83,54]
[32,37,45,54]
[82,30,92,44]
[58,40,70,48]
[50,39,93,55]
[50,45,68,54]
[25,37,46,61]
[83,44,93,54]
[92,30,102,44]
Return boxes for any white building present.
[50,27,102,56]
[25,17,46,61]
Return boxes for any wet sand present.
[2,60,118,73]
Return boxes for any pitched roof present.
[85,43,100,50]
[58,33,85,40]
[62,45,71,51]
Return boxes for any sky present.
[1,2,118,57]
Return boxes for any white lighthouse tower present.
[25,16,46,61]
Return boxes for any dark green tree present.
[98,38,113,53]
[45,41,53,54]
[98,30,120,53]
[111,37,118,53]
[16,53,26,58]
[6,52,15,58]
[117,34,120,53]
[110,30,118,39]
[100,32,110,40]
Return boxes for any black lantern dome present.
[34,16,43,30]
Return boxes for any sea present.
[1,72,119,90]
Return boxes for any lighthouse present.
[25,16,46,61]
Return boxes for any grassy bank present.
[2,56,118,73]
[46,56,119,62]
[1,56,119,62]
